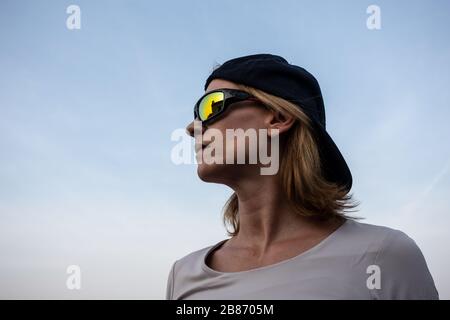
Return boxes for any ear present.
[266,110,296,137]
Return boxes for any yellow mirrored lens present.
[199,92,224,121]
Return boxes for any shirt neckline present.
[201,219,351,275]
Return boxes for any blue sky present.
[0,0,449,298]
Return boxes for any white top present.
[165,219,439,300]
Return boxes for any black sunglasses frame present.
[193,89,260,125]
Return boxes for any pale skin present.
[186,79,344,273]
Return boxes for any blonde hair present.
[222,84,360,236]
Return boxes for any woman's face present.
[186,79,273,185]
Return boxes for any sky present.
[0,0,449,299]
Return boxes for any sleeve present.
[165,260,177,300]
[373,230,439,300]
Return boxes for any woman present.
[166,54,438,299]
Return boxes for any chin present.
[196,163,232,184]
[197,163,221,183]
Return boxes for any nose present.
[186,118,208,138]
[186,120,206,137]
[186,121,195,137]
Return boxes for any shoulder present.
[347,220,427,267]
[176,240,225,269]
[331,219,407,256]
[343,220,439,299]
[168,239,226,279]
[165,241,224,300]
[341,219,401,240]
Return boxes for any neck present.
[229,174,336,252]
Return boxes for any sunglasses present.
[193,89,261,125]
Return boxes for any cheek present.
[219,109,267,153]
[223,107,267,131]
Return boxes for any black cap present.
[204,53,352,191]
